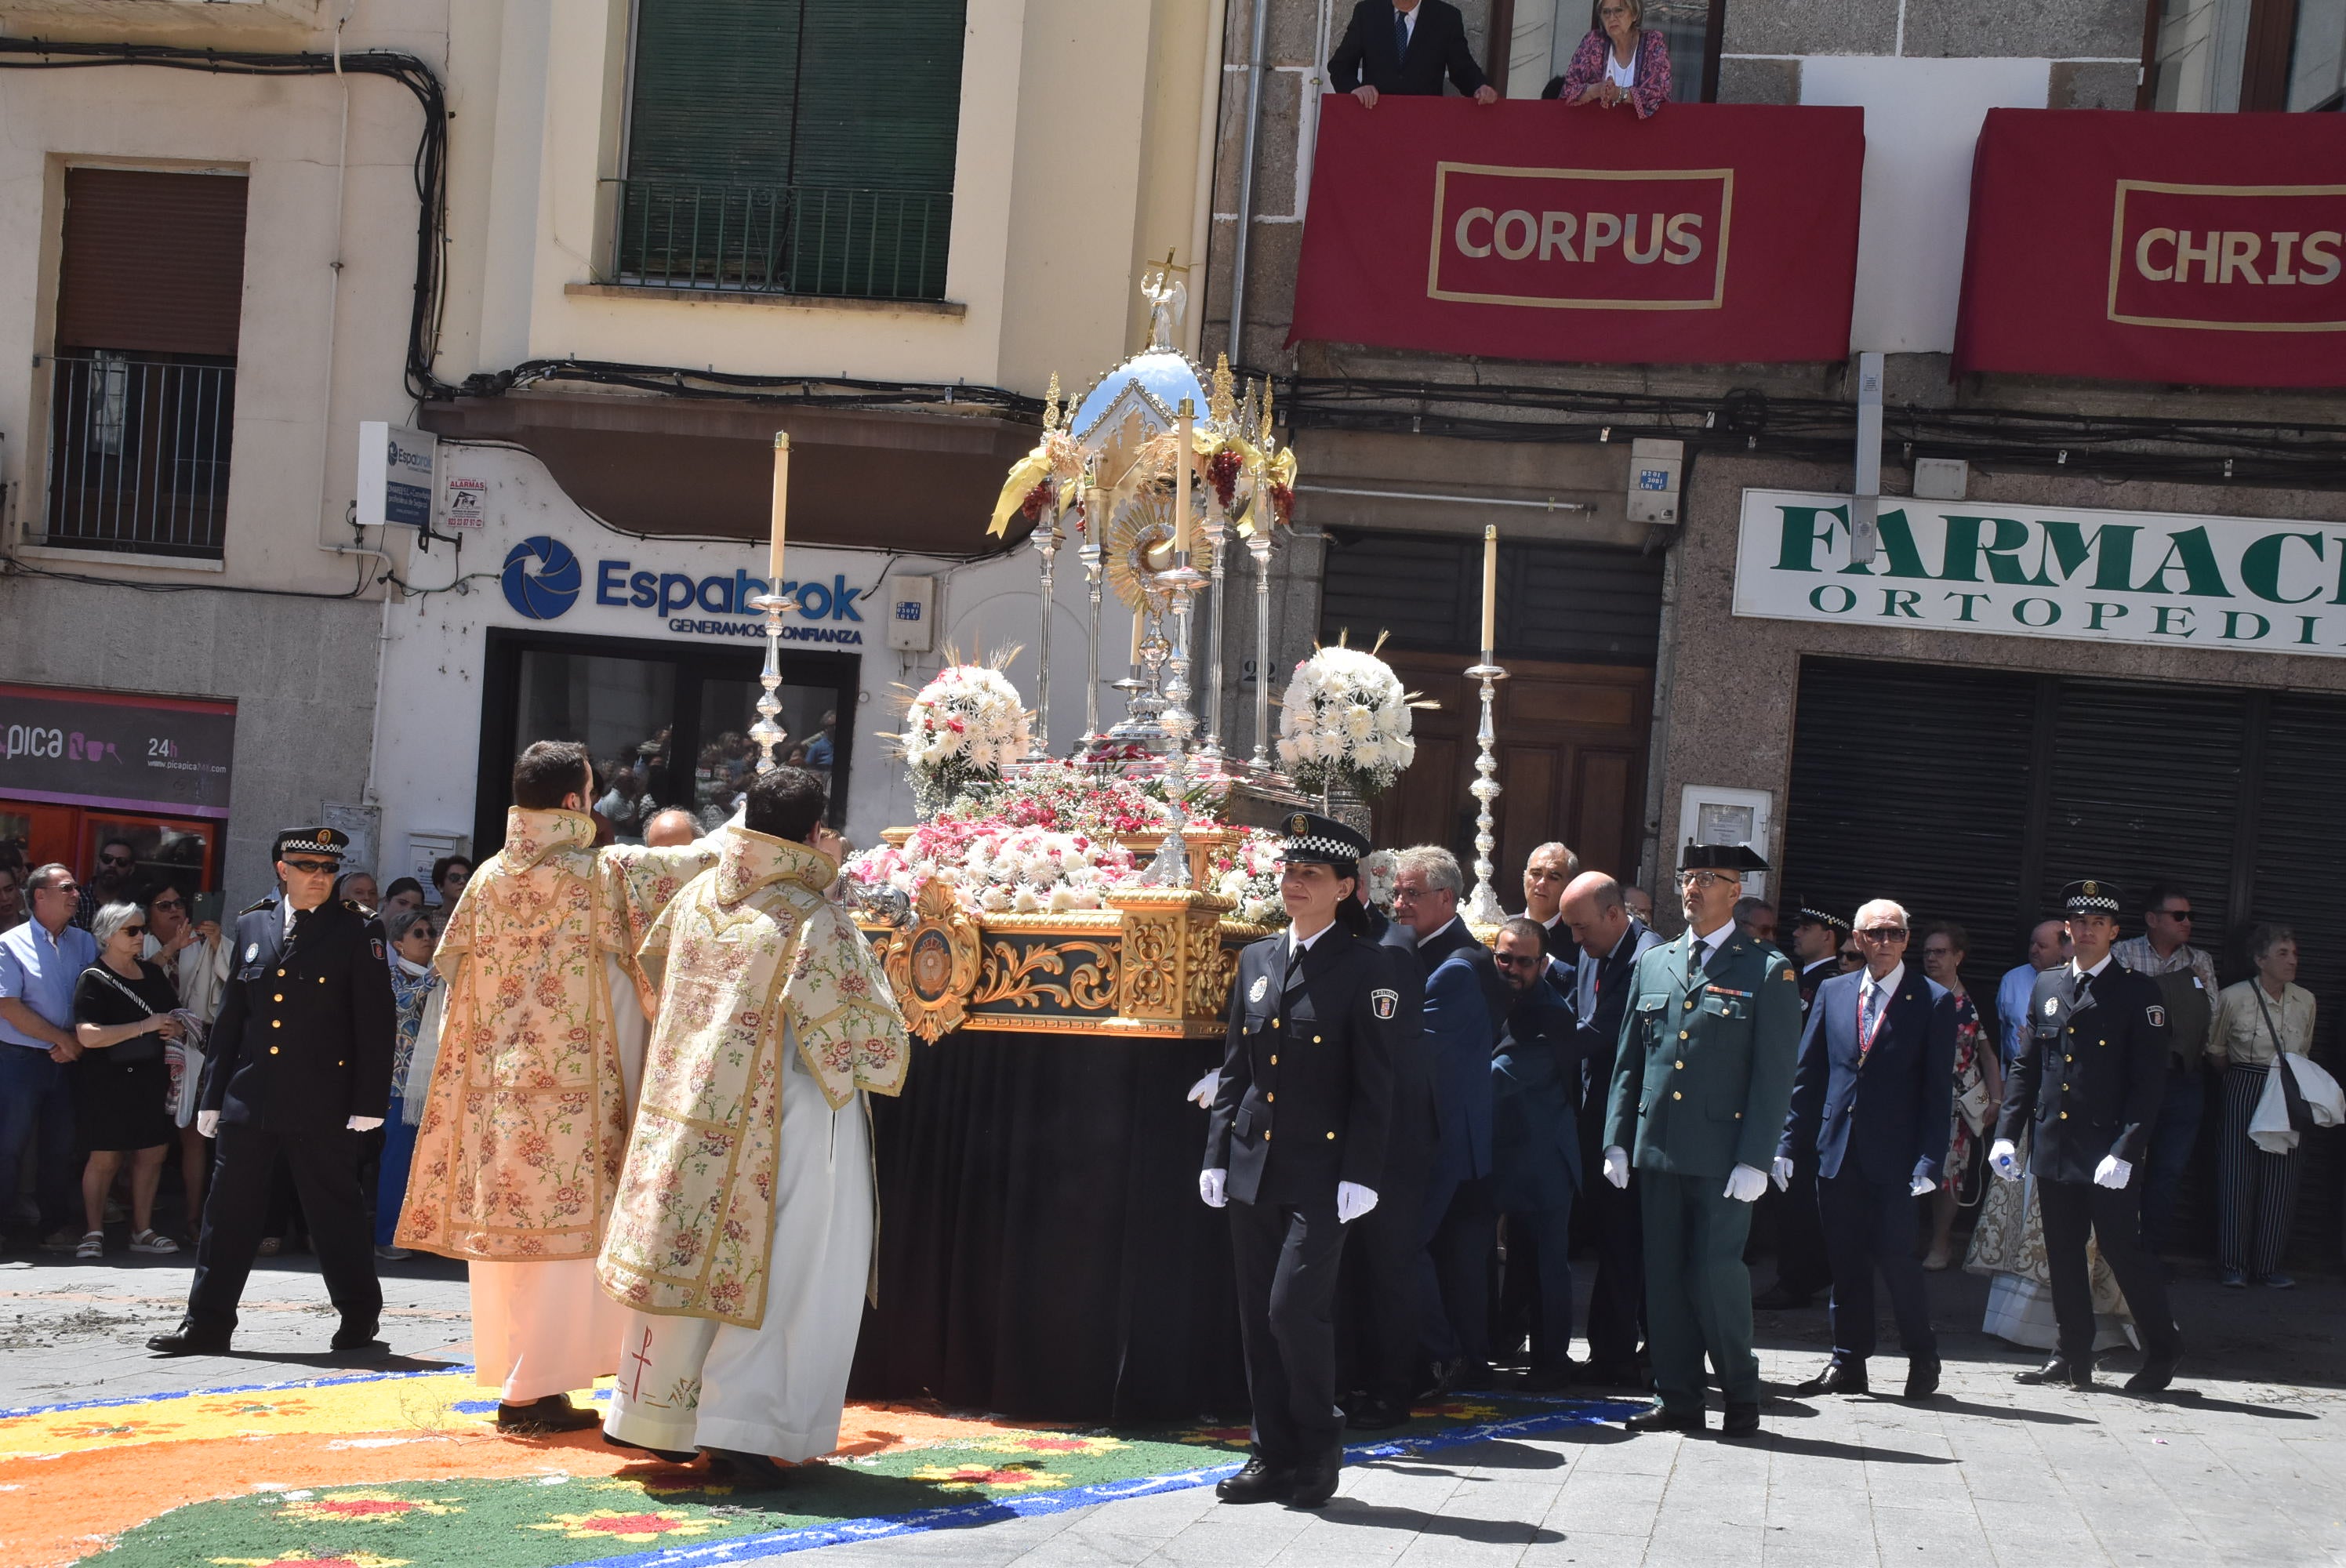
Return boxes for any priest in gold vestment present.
[396,741,717,1431]
[599,766,908,1484]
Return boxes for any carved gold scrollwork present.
[1120,915,1179,1018]
[882,878,983,1043]
[971,938,1121,1014]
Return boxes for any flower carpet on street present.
[0,1370,1634,1567]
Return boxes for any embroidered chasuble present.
[396,808,716,1261]
[597,826,910,1327]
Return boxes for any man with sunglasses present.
[1602,841,1799,1436]
[75,839,142,931]
[2111,884,2218,1259]
[1777,900,1954,1401]
[150,826,395,1356]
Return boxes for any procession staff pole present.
[1460,524,1509,927]
[752,432,797,775]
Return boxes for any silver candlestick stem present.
[749,590,801,774]
[1459,652,1509,926]
[1026,521,1059,761]
[1139,562,1206,887]
[1080,485,1106,751]
[1247,518,1276,772]
[1198,508,1228,765]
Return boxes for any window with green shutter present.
[619,0,965,299]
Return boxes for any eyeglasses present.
[1494,951,1544,967]
[281,858,340,876]
[2154,908,2193,921]
[1858,927,1908,941]
[1676,870,1738,889]
[151,898,184,911]
[119,924,147,936]
[100,854,135,869]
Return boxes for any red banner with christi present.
[1287,99,1864,365]
[1955,108,2346,387]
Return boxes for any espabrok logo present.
[503,535,583,620]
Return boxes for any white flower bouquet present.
[1210,829,1288,928]
[1275,642,1425,800]
[895,662,1034,816]
[844,820,1135,915]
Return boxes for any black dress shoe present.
[329,1322,385,1352]
[147,1320,232,1356]
[1346,1396,1410,1431]
[1752,1284,1815,1311]
[1905,1356,1942,1400]
[496,1393,601,1433]
[1721,1402,1762,1437]
[705,1447,792,1487]
[1580,1359,1645,1388]
[2124,1355,2181,1393]
[2015,1358,2094,1390]
[1290,1444,1344,1508]
[601,1430,700,1464]
[1794,1359,1868,1397]
[1624,1406,1705,1433]
[1215,1455,1296,1504]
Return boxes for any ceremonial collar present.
[502,807,596,869]
[714,825,841,906]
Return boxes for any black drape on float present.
[848,1029,1251,1424]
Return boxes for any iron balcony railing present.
[612,179,952,302]
[42,353,234,560]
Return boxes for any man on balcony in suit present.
[1330,0,1500,106]
[1777,898,1956,1401]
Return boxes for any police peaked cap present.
[1276,811,1371,869]
[1789,901,1850,935]
[2061,878,2123,916]
[1678,840,1768,873]
[274,826,352,863]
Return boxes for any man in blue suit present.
[1393,844,1500,1390]
[1491,918,1581,1389]
[1776,898,1956,1400]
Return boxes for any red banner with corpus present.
[1287,98,1864,365]
[1955,108,2346,387]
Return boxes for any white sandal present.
[129,1229,180,1255]
[74,1231,104,1259]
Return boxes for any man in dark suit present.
[150,826,396,1356]
[1393,844,1502,1390]
[1754,900,1854,1312]
[1518,841,1579,965]
[1490,918,1582,1389]
[1329,0,1499,105]
[1788,902,1850,1012]
[1560,871,1658,1385]
[1991,878,2184,1393]
[1204,814,1398,1508]
[1778,898,1955,1400]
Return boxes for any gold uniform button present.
[269,1045,280,1054]
[1672,1090,1683,1101]
[1678,1030,1690,1040]
[1266,1093,1275,1103]
[1313,1035,1323,1044]
[1684,1000,1695,1011]
[271,1020,281,1029]
[275,968,285,977]
[273,993,284,1003]
[1264,1131,1273,1142]
[2060,1110,2069,1120]
[2065,1054,2073,1063]
[1735,1111,1743,1119]
[1271,1018,1280,1028]
[1325,1131,1336,1141]
[1269,1054,1278,1066]
[1674,1061,1684,1070]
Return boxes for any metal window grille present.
[612,180,951,301]
[41,354,234,559]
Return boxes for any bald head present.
[1560,871,1632,961]
[2028,919,2070,971]
[643,808,701,848]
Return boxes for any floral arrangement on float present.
[1275,635,1429,803]
[1208,830,1289,928]
[848,822,1135,913]
[892,655,1034,818]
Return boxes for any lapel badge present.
[1371,987,1399,1020]
[1249,975,1269,1004]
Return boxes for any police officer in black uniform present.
[1990,877,2183,1392]
[1203,813,1398,1508]
[150,827,397,1356]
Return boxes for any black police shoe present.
[147,1319,233,1356]
[2015,1357,2094,1390]
[1794,1359,1868,1396]
[1290,1443,1345,1509]
[1905,1355,1942,1400]
[329,1321,386,1352]
[1624,1405,1705,1433]
[601,1430,699,1464]
[1215,1455,1297,1504]
[2124,1354,2181,1394]
[1721,1402,1762,1437]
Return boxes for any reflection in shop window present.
[2151,0,2345,109]
[1505,0,1717,101]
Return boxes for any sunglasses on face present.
[120,924,147,936]
[1494,951,1544,967]
[151,898,183,911]
[1859,927,1908,941]
[100,854,135,868]
[281,858,339,876]
[2154,908,2193,921]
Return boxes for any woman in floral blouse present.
[1556,0,1672,118]
[1920,922,2000,1271]
[374,906,442,1261]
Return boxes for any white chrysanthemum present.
[1011,885,1044,913]
[979,883,1014,912]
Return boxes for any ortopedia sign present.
[1734,488,2346,657]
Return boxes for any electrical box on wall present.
[1676,784,1774,899]
[1913,457,1969,501]
[1628,437,1683,524]
[885,575,938,652]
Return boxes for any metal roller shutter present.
[53,168,248,358]
[1319,531,1663,665]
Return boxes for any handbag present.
[83,964,166,1065]
[2251,985,2317,1135]
[1958,1075,1996,1136]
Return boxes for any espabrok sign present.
[1734,488,2346,657]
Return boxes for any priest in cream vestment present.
[395,741,717,1431]
[599,767,908,1483]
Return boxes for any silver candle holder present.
[1459,652,1510,927]
[1245,488,1277,774]
[1197,499,1228,767]
[1026,519,1060,762]
[1079,481,1106,753]
[749,590,801,775]
[1138,562,1205,887]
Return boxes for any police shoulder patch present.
[1781,967,1795,982]
[2147,1004,2166,1027]
[1371,988,1399,1020]
[371,938,386,962]
[2044,997,2058,1015]
[1249,975,1269,1004]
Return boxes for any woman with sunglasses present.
[71,902,185,1258]
[373,906,443,1261]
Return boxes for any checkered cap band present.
[1280,834,1362,863]
[1798,906,1850,933]
[2065,891,2119,913]
[278,834,345,859]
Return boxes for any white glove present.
[1770,1156,1794,1192]
[1723,1163,1768,1203]
[1336,1181,1379,1224]
[1601,1147,1629,1189]
[1200,1167,1228,1208]
[1910,1174,1937,1197]
[197,1109,220,1139]
[2093,1153,2132,1189]
[1186,1070,1220,1109]
[1988,1138,2021,1181]
[347,1116,384,1133]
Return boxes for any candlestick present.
[1080,480,1106,751]
[1026,517,1059,762]
[1175,399,1194,557]
[1479,522,1498,655]
[1138,555,1205,887]
[1129,602,1144,666]
[749,587,800,774]
[1459,653,1510,929]
[768,432,791,584]
[1247,501,1276,772]
[1198,485,1229,766]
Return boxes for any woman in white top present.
[2205,924,2315,1288]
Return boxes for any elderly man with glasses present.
[1776,899,1955,1401]
[2111,883,2219,1259]
[1601,841,1799,1437]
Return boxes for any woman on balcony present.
[1559,0,1672,118]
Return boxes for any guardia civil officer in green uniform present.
[1602,841,1801,1436]
[150,826,396,1356]
[1203,812,1398,1508]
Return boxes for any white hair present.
[1397,844,1465,897]
[1852,898,1910,931]
[91,900,147,949]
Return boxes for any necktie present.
[1860,982,1883,1057]
[1283,939,1308,999]
[1393,8,1409,61]
[2071,967,2090,1007]
[1687,938,1706,982]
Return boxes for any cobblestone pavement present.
[3,1248,2340,1566]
